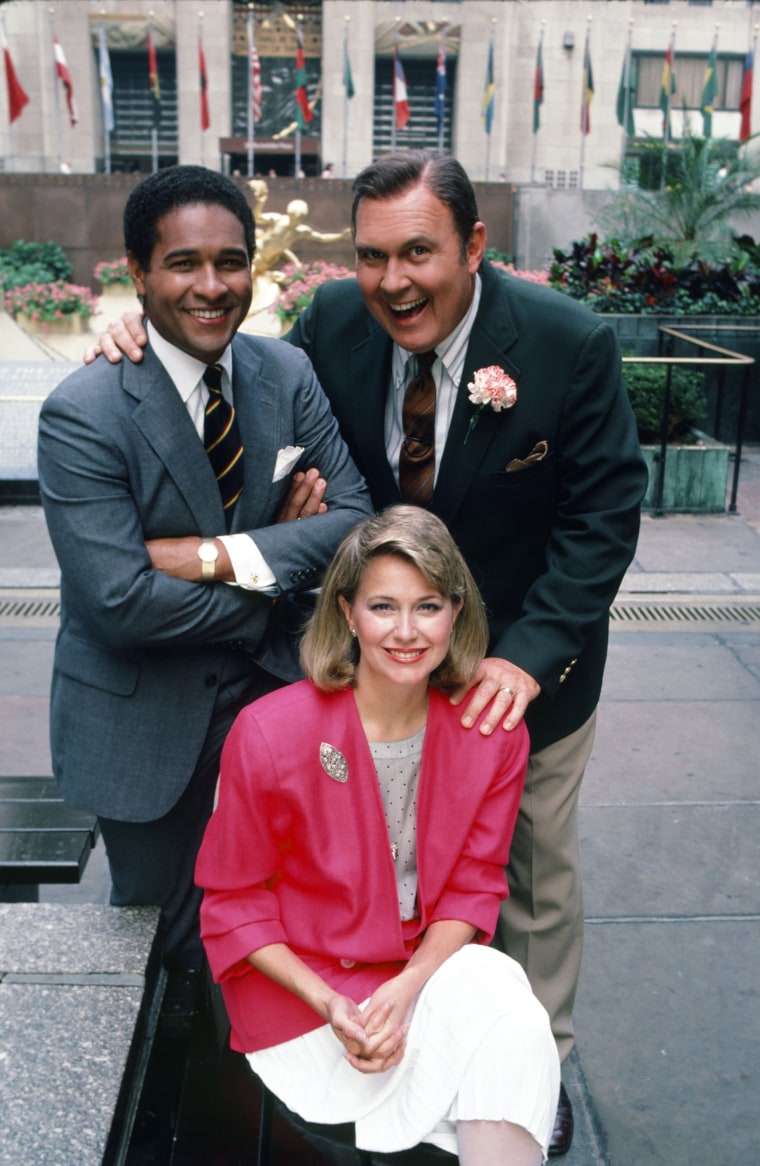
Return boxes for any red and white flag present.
[199,36,210,131]
[3,32,29,125]
[53,35,77,126]
[250,39,262,123]
[393,46,409,130]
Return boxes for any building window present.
[102,48,178,171]
[635,52,743,111]
[373,55,455,156]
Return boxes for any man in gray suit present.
[37,166,371,997]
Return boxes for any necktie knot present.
[203,363,224,395]
[415,350,437,376]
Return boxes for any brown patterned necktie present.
[203,363,244,520]
[399,350,437,507]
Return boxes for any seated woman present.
[196,506,559,1165]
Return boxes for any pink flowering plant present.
[489,259,550,286]
[465,366,518,441]
[272,260,355,328]
[5,280,100,327]
[94,256,131,287]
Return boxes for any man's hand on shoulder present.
[83,311,147,365]
[450,657,541,735]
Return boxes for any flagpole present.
[148,21,158,174]
[436,31,445,152]
[620,19,633,173]
[342,15,351,179]
[1,15,15,173]
[484,20,496,183]
[530,22,544,185]
[391,18,400,153]
[664,23,676,152]
[579,16,592,191]
[49,12,63,173]
[743,26,758,148]
[98,22,112,175]
[295,15,303,182]
[247,4,254,178]
[198,12,204,165]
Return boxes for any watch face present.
[199,541,218,563]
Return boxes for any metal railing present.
[622,324,755,515]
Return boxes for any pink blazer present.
[196,681,529,1052]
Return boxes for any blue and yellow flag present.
[701,42,719,138]
[482,39,494,134]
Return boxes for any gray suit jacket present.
[38,334,371,820]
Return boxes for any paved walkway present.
[1,450,758,1164]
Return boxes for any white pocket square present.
[273,445,305,482]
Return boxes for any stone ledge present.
[0,904,163,1165]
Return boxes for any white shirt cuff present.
[218,533,278,593]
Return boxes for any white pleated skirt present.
[247,944,560,1159]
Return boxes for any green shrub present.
[622,357,707,443]
[0,240,72,291]
[550,233,760,316]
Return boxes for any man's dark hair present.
[123,165,255,269]
[351,150,480,260]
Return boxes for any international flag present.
[435,38,446,135]
[581,36,594,135]
[343,31,354,100]
[482,39,494,134]
[700,42,719,138]
[98,23,114,133]
[2,32,29,125]
[533,37,544,134]
[394,46,409,130]
[660,38,676,138]
[53,35,77,127]
[199,36,210,131]
[295,23,312,128]
[740,47,753,142]
[147,26,161,128]
[616,46,636,136]
[250,35,262,123]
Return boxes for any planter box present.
[16,312,89,335]
[640,433,730,513]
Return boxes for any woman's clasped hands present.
[327,982,411,1074]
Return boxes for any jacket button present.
[339,958,356,969]
[204,674,218,687]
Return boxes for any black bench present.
[0,775,99,900]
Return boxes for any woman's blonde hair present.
[301,505,488,691]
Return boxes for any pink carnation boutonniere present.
[465,366,518,442]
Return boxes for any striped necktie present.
[203,363,244,519]
[399,350,437,507]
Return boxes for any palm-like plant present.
[599,126,760,263]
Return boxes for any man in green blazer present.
[288,152,647,1156]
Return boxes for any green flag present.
[343,33,354,99]
[701,43,719,137]
[616,50,636,136]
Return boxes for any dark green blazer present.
[289,261,648,751]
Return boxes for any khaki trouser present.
[494,710,597,1063]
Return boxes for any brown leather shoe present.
[548,1083,574,1156]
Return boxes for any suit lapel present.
[348,319,401,508]
[126,348,225,531]
[433,264,521,523]
[228,336,277,532]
